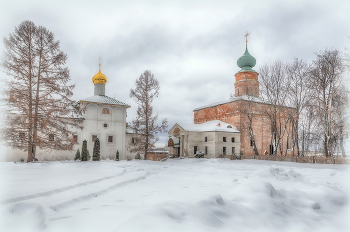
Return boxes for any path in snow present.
[0,159,349,232]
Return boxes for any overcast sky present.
[1,0,350,147]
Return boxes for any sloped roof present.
[80,95,130,107]
[193,95,266,111]
[175,120,240,133]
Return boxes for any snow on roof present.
[177,120,240,133]
[193,95,296,111]
[193,95,266,111]
[80,95,130,107]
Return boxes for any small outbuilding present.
[168,120,240,158]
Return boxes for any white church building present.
[2,63,137,162]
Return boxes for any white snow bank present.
[0,159,349,232]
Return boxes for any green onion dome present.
[237,44,256,72]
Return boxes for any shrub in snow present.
[74,148,81,161]
[135,153,141,160]
[92,138,100,161]
[81,140,88,161]
[116,150,119,161]
[127,156,132,161]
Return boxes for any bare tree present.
[330,85,349,156]
[129,70,168,160]
[236,93,261,156]
[308,49,345,157]
[1,20,82,162]
[285,58,310,156]
[259,61,294,156]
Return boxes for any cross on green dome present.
[237,44,256,72]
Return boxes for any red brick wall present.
[194,100,297,157]
[234,72,259,97]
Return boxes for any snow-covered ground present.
[0,158,349,232]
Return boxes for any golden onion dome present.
[92,63,107,84]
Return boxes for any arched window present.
[102,108,110,114]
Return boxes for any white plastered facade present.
[168,120,241,158]
[2,69,137,162]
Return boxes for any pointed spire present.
[99,56,101,72]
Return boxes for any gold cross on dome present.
[244,32,250,44]
[99,56,101,69]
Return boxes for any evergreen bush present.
[116,150,119,161]
[74,148,81,161]
[92,138,100,161]
[81,140,88,161]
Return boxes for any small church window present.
[223,137,226,142]
[205,137,207,142]
[223,147,226,155]
[205,146,208,155]
[73,135,78,143]
[231,137,235,143]
[103,123,108,128]
[108,136,113,143]
[102,108,110,114]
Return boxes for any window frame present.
[223,137,226,142]
[73,134,78,144]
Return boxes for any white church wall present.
[81,103,127,160]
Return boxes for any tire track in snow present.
[49,171,157,211]
[2,169,127,205]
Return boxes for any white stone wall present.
[80,103,127,160]
[2,102,130,162]
[168,124,240,159]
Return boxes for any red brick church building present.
[193,42,296,157]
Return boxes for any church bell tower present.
[234,34,259,97]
